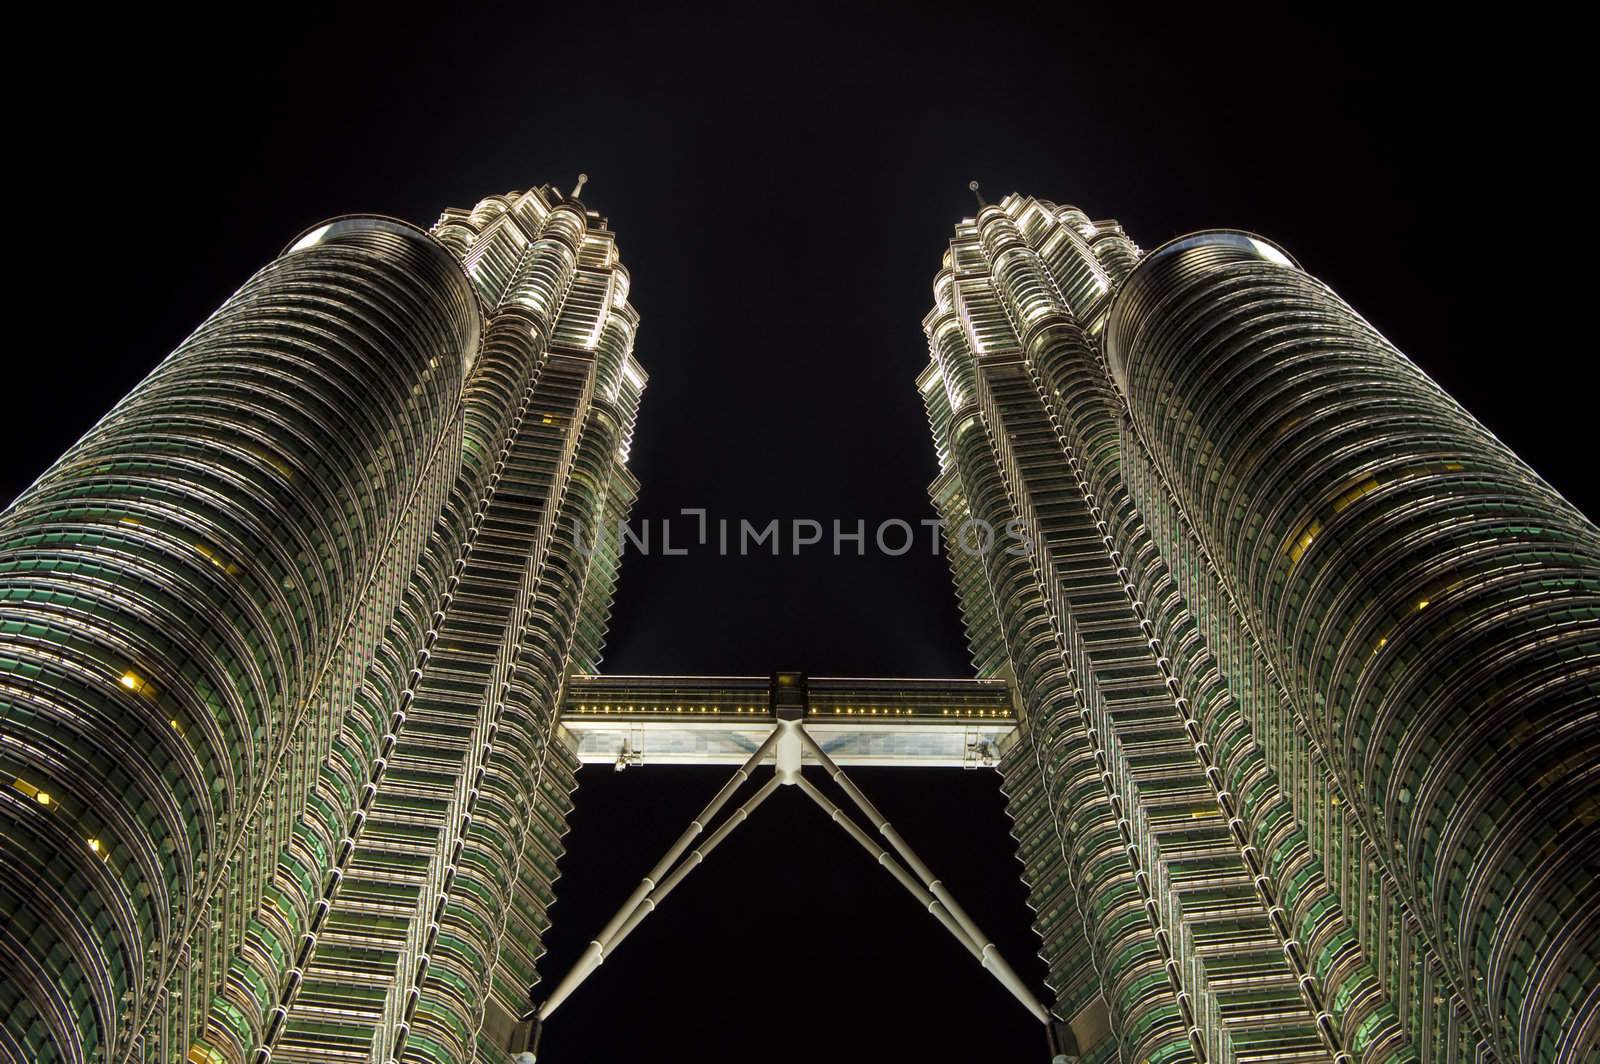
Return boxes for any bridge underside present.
[559,673,1019,768]
[527,671,1081,1063]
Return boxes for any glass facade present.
[1,188,644,1064]
[3,181,1593,1064]
[923,196,1598,1063]
[1107,233,1599,1064]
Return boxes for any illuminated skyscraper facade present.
[1,185,644,1064]
[921,194,1598,1064]
[3,178,1596,1064]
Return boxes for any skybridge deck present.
[559,673,1018,768]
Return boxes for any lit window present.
[11,778,52,806]
[1286,518,1322,566]
[119,671,155,697]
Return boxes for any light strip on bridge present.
[559,673,1020,768]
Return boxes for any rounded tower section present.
[1107,231,1600,1063]
[0,217,478,1063]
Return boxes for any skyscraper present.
[0,183,645,1064]
[3,180,1596,1064]
[920,192,1598,1063]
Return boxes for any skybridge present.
[559,671,1020,769]
[523,672,1079,1063]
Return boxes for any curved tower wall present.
[222,187,645,1064]
[0,219,479,1063]
[924,194,1599,1064]
[1,186,645,1064]
[1106,234,1600,1064]
[925,200,1359,1064]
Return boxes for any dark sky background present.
[8,3,1590,1061]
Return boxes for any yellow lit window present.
[1285,518,1322,566]
[1331,476,1382,513]
[119,671,155,697]
[191,542,241,576]
[11,778,52,806]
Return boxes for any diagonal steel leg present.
[792,775,985,963]
[597,775,782,959]
[796,729,1052,1025]
[538,729,781,1021]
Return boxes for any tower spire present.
[571,172,589,199]
[968,179,986,208]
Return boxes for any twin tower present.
[1,185,1595,1064]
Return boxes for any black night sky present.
[8,4,1590,1061]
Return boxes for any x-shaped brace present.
[522,720,1067,1060]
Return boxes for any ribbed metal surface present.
[919,195,1514,1063]
[0,218,477,1064]
[1108,233,1600,1063]
[230,188,646,1064]
[926,200,1202,1062]
[1,186,646,1064]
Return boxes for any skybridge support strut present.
[793,735,1053,1026]
[536,728,781,1022]
[530,718,1059,1059]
